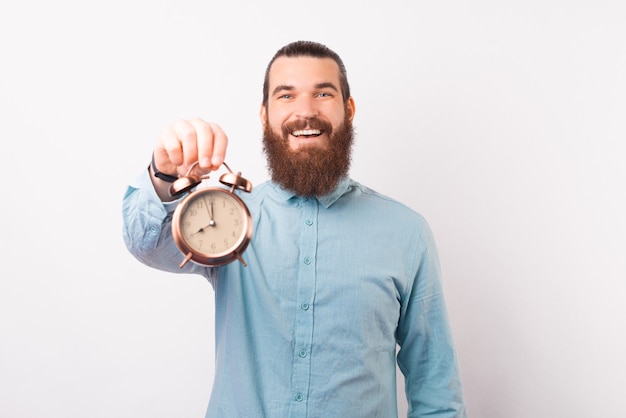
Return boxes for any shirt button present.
[303,257,311,265]
[305,219,313,226]
[295,393,304,402]
[299,349,307,358]
[301,303,309,311]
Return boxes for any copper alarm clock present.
[169,161,253,268]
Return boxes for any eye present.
[317,92,332,98]
[279,94,294,99]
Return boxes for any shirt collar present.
[270,177,352,208]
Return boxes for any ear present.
[259,104,267,127]
[346,97,356,122]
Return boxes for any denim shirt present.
[122,170,466,418]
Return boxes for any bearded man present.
[122,40,467,418]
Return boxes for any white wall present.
[1,1,624,417]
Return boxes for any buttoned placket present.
[289,197,318,417]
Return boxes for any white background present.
[1,1,625,417]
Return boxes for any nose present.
[294,96,318,119]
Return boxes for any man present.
[123,40,467,417]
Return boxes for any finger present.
[209,123,228,168]
[190,119,228,171]
[173,119,199,168]
[155,124,184,172]
[188,118,213,169]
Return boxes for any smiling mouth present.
[291,129,322,138]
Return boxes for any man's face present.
[260,56,356,196]
[261,56,355,151]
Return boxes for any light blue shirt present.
[122,170,466,418]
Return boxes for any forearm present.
[122,170,204,275]
[397,230,467,417]
[398,295,467,417]
[148,162,179,202]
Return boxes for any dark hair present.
[262,41,351,107]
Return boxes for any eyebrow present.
[271,82,339,97]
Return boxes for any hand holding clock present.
[150,118,229,201]
[146,118,253,267]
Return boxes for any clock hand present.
[203,196,216,227]
[189,197,217,237]
[190,222,215,236]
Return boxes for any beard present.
[262,113,354,197]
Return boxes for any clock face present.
[173,188,252,266]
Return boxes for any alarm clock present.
[169,161,253,268]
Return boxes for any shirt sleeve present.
[121,168,209,277]
[396,221,467,418]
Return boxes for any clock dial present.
[172,187,252,267]
[180,190,246,255]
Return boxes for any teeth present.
[292,129,321,137]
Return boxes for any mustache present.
[281,117,333,136]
